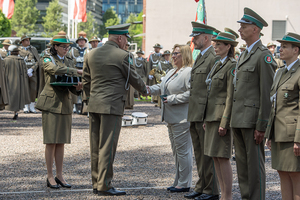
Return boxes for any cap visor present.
[189,33,201,37]
[237,19,254,25]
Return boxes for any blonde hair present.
[172,44,193,68]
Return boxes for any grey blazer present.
[149,67,191,124]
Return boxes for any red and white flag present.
[69,0,87,22]
[0,0,14,19]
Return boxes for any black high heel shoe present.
[47,178,59,189]
[55,177,72,188]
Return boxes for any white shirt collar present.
[57,54,64,60]
[285,59,299,71]
[246,39,260,53]
[220,56,227,64]
[201,45,212,56]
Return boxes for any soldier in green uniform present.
[148,43,163,103]
[0,39,12,58]
[82,23,147,196]
[89,36,100,49]
[266,32,300,200]
[184,22,220,200]
[4,45,30,119]
[231,7,277,200]
[35,35,82,189]
[0,46,9,110]
[19,35,41,113]
[267,42,285,68]
[134,50,147,99]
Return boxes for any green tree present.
[11,0,39,36]
[77,12,99,39]
[0,9,11,37]
[42,0,63,37]
[126,11,143,49]
[100,7,120,38]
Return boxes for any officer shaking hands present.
[82,23,147,196]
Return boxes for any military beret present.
[277,32,300,48]
[237,7,268,29]
[106,23,131,38]
[190,21,216,37]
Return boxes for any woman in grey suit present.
[203,32,238,200]
[148,45,193,193]
[266,32,300,200]
[36,35,82,189]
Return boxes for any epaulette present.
[229,57,236,62]
[66,54,73,60]
[259,45,268,51]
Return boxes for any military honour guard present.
[267,42,285,68]
[0,39,12,58]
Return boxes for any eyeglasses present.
[59,46,70,50]
[172,52,181,56]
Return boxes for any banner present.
[0,0,14,19]
[69,0,87,22]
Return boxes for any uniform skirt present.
[42,111,72,144]
[271,139,300,172]
[204,121,232,158]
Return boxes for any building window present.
[272,20,286,41]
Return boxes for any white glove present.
[27,68,33,77]
[160,77,164,82]
[149,75,154,80]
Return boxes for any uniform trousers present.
[167,122,193,188]
[232,128,265,200]
[89,113,122,191]
[190,122,219,195]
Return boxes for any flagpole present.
[75,20,78,38]
[67,0,70,38]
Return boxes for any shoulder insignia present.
[264,55,273,64]
[44,58,51,63]
[231,68,236,77]
[129,57,133,65]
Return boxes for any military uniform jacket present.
[230,40,276,131]
[154,57,173,82]
[187,46,219,122]
[19,46,40,71]
[82,41,147,116]
[147,53,162,85]
[135,57,147,83]
[0,56,9,107]
[35,54,81,114]
[266,60,300,143]
[205,57,236,129]
[70,47,87,69]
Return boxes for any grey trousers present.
[167,122,193,188]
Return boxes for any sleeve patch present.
[44,58,51,63]
[231,68,236,77]
[264,55,273,64]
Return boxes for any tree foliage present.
[99,7,120,39]
[77,12,99,39]
[0,9,11,37]
[126,11,143,49]
[42,0,63,37]
[11,0,39,36]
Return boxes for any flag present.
[191,0,207,60]
[69,0,87,22]
[0,0,14,19]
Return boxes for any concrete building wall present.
[145,0,300,56]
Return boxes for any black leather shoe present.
[170,187,190,193]
[55,177,71,188]
[93,189,98,194]
[12,113,18,120]
[98,187,126,196]
[184,191,202,199]
[47,178,59,189]
[167,186,175,191]
[195,194,219,200]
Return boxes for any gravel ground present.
[0,101,281,199]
